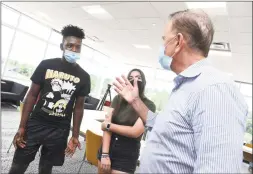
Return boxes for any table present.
[243,145,253,162]
[71,109,107,137]
[83,109,107,122]
[77,108,114,136]
[79,117,103,136]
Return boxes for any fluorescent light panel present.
[186,2,226,9]
[82,5,113,19]
[133,44,151,49]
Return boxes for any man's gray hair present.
[169,9,214,57]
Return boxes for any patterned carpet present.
[1,105,97,174]
[1,104,250,174]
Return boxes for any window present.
[4,31,47,81]
[18,15,51,40]
[240,83,252,97]
[89,74,102,98]
[156,68,177,81]
[80,45,94,62]
[148,80,174,112]
[49,30,62,45]
[45,44,62,59]
[93,51,109,65]
[100,78,114,99]
[1,25,15,74]
[1,25,15,58]
[78,48,104,97]
[239,83,253,143]
[235,82,241,89]
[244,96,252,143]
[2,5,20,27]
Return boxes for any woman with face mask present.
[97,69,156,174]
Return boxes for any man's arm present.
[192,84,248,173]
[72,74,91,138]
[19,83,41,129]
[20,60,46,129]
[131,98,158,128]
[72,96,85,138]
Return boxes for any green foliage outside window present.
[245,111,252,143]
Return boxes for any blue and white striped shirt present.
[140,59,248,173]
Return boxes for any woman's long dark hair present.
[112,68,147,118]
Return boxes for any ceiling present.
[3,1,252,83]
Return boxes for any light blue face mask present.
[158,36,177,70]
[64,50,80,63]
[158,46,173,70]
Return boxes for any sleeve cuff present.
[145,110,157,128]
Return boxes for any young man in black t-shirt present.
[9,25,91,174]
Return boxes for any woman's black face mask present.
[129,79,144,97]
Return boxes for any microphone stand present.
[97,84,112,111]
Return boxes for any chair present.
[7,102,23,153]
[84,95,100,110]
[77,130,102,173]
[1,80,28,106]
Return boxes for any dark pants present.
[97,133,140,173]
[9,119,69,174]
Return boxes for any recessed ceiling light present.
[82,5,107,14]
[152,23,156,26]
[82,5,113,19]
[186,2,226,9]
[133,44,152,49]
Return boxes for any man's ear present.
[60,43,63,51]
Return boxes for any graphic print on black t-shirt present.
[40,69,81,117]
[30,58,91,129]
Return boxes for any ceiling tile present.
[99,20,125,30]
[229,17,252,33]
[130,30,150,39]
[213,31,230,43]
[139,18,165,29]
[230,44,252,55]
[150,2,187,18]
[118,19,147,30]
[229,32,252,45]
[227,2,252,17]
[102,2,159,19]
[211,16,229,32]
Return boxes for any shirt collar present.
[178,58,211,78]
[172,58,211,90]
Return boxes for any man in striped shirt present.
[113,9,248,173]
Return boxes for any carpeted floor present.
[1,104,251,174]
[1,105,97,174]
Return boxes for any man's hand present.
[65,137,81,157]
[113,75,139,104]
[13,128,26,149]
[101,156,111,172]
